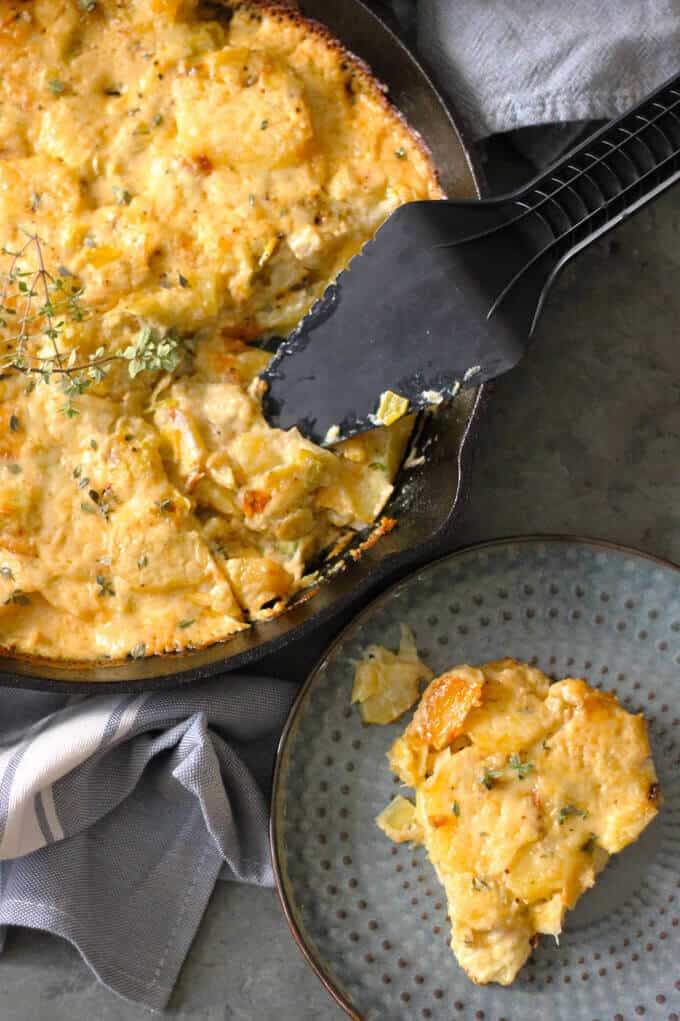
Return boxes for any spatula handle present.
[465,71,680,336]
[516,71,680,273]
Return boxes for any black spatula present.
[260,71,680,446]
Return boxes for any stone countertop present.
[2,163,679,1020]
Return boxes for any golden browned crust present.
[228,0,443,193]
[349,516,397,560]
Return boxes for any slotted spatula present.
[260,71,680,446]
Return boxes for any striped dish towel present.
[0,678,296,1010]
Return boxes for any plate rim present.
[269,532,680,1021]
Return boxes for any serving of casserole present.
[0,0,443,662]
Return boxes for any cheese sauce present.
[0,0,440,661]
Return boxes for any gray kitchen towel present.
[415,0,680,141]
[0,679,296,1009]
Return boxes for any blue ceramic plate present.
[271,537,680,1021]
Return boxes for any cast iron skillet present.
[0,0,484,692]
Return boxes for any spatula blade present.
[259,201,525,446]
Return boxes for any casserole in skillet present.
[0,0,481,686]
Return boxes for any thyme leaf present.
[507,753,534,780]
[557,804,588,826]
[479,768,503,790]
[0,235,194,415]
[122,325,191,377]
[96,573,115,597]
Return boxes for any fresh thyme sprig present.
[0,233,194,415]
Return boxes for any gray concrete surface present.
[1,175,678,1019]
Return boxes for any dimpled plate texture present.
[272,537,680,1021]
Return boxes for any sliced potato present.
[351,624,433,724]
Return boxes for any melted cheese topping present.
[377,658,661,985]
[0,0,440,660]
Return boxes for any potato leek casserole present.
[0,0,440,660]
[353,648,661,985]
